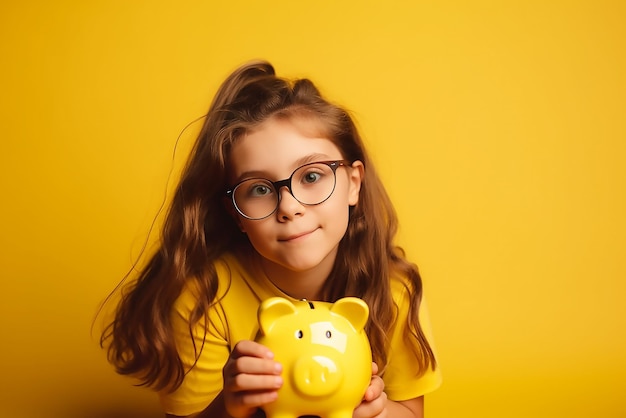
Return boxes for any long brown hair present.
[101,60,436,392]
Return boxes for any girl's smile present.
[278,228,317,242]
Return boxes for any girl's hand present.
[353,362,388,418]
[222,340,283,418]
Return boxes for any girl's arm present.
[353,362,425,418]
[357,384,424,418]
[386,397,424,418]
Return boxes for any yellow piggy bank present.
[255,297,372,418]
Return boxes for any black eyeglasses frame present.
[225,160,351,220]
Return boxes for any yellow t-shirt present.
[159,253,442,416]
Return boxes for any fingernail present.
[274,362,282,373]
[275,376,283,387]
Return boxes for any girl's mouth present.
[279,229,316,242]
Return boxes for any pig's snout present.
[292,355,342,397]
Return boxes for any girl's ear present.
[224,199,246,232]
[235,218,246,233]
[348,160,364,206]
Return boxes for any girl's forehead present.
[228,118,343,180]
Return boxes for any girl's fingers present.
[224,353,282,382]
[354,389,388,418]
[371,361,379,375]
[230,355,282,375]
[225,371,283,392]
[223,340,283,417]
[232,389,279,408]
[363,363,384,401]
[231,340,275,360]
[225,340,281,377]
[363,375,385,401]
[225,388,279,418]
[224,340,283,394]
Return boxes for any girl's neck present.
[256,253,335,301]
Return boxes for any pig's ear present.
[258,297,297,335]
[331,297,369,331]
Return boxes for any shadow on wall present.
[56,402,163,418]
[69,410,162,418]
[17,387,165,418]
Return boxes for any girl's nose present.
[276,187,305,221]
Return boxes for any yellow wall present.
[1,1,624,417]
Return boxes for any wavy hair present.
[101,60,436,391]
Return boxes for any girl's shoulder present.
[174,252,245,306]
[388,270,431,320]
[388,271,415,303]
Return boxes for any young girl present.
[102,60,441,418]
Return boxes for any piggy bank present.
[255,297,372,418]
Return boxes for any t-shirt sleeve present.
[158,284,230,416]
[382,284,443,401]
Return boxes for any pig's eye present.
[295,330,303,339]
[325,330,332,338]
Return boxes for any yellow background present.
[1,1,624,417]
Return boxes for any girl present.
[102,60,441,418]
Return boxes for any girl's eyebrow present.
[236,153,334,181]
[294,153,334,167]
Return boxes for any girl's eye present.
[325,330,332,338]
[296,330,304,339]
[247,183,273,197]
[301,171,322,184]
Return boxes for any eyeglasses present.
[226,160,350,220]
